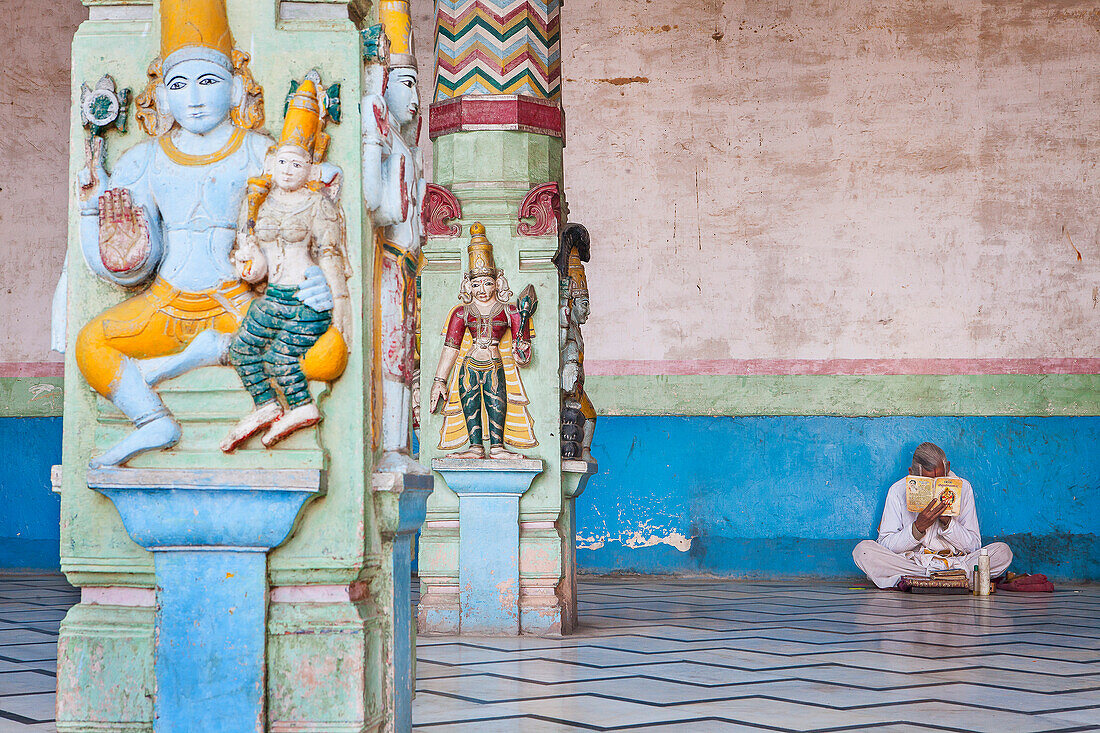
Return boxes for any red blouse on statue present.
[444,303,529,349]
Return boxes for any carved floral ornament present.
[421,183,462,237]
[517,182,562,237]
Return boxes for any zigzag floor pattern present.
[413,579,1100,731]
[0,574,1097,731]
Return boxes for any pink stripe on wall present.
[585,358,1100,377]
[0,362,64,377]
[6,359,1097,379]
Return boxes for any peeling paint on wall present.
[578,526,693,552]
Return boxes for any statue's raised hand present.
[360,93,390,144]
[98,188,151,273]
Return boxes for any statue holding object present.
[361,0,428,475]
[53,75,133,354]
[429,224,538,460]
[554,223,595,462]
[72,0,344,467]
[221,74,352,451]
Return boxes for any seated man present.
[854,442,1012,589]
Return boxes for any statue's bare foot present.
[262,403,321,447]
[449,446,485,459]
[377,450,430,475]
[221,402,283,453]
[488,445,525,460]
[89,415,181,468]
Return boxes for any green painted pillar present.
[56,0,421,729]
[418,0,582,635]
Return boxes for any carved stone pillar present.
[56,1,424,729]
[418,0,584,636]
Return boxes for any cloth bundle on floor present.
[997,573,1054,592]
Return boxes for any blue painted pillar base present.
[432,459,542,635]
[154,550,266,733]
[87,468,322,733]
[373,471,433,733]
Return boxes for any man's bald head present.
[912,442,948,475]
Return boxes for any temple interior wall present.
[0,1,87,365]
[552,0,1099,365]
[0,0,1096,578]
[5,1,1097,365]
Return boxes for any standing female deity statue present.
[428,224,538,460]
[220,77,352,451]
[73,0,340,467]
[361,0,428,474]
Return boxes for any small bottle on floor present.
[978,548,991,596]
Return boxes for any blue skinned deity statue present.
[74,0,339,467]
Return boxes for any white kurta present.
[853,472,1013,588]
[878,472,981,562]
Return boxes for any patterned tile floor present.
[0,574,1097,732]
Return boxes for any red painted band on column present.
[429,95,563,139]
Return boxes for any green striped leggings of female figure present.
[229,284,332,408]
[458,356,508,447]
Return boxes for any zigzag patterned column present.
[435,0,560,100]
[418,0,576,635]
[429,0,563,138]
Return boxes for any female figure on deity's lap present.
[221,80,351,451]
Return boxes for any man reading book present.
[853,442,1013,589]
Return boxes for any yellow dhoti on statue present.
[76,277,346,396]
[438,331,538,450]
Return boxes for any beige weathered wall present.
[552,0,1099,362]
[0,2,87,363]
[3,1,1097,364]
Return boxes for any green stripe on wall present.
[587,374,1100,417]
[3,374,1098,419]
[0,377,64,418]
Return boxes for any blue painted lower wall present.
[576,416,1100,582]
[0,417,62,570]
[3,415,1098,582]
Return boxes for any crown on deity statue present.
[161,0,235,71]
[279,76,329,163]
[467,223,499,279]
[567,247,588,296]
[380,0,417,70]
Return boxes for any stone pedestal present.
[427,459,542,635]
[87,468,322,732]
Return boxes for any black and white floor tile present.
[0,573,78,733]
[413,579,1100,732]
[0,574,1097,732]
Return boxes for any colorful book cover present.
[905,476,962,516]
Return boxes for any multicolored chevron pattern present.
[434,0,561,101]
